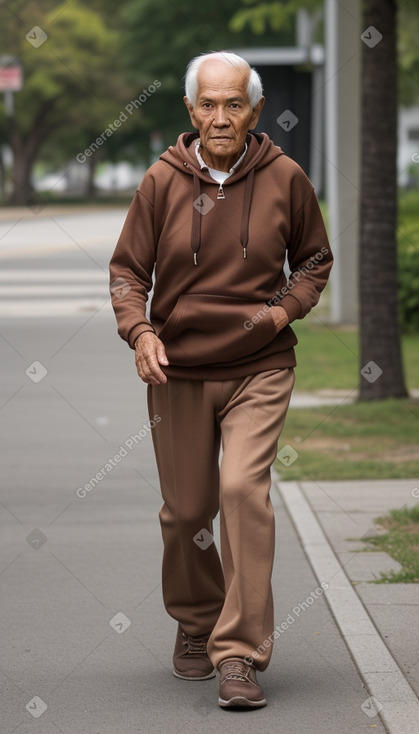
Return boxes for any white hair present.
[184,51,263,109]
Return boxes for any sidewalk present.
[1,312,418,733]
[275,476,419,734]
[289,388,419,407]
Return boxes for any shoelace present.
[182,633,208,655]
[222,661,251,682]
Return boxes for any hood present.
[159,132,284,265]
[160,131,283,180]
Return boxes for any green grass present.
[292,319,419,393]
[362,505,419,583]
[276,398,419,481]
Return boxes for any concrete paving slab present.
[297,479,419,704]
[313,509,389,551]
[338,551,402,583]
[356,584,419,695]
[301,479,419,514]
[289,390,355,407]
[278,480,419,734]
[343,634,401,673]
[357,584,419,605]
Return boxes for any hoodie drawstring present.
[191,168,202,266]
[240,167,255,260]
[190,166,255,265]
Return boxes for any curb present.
[275,479,419,734]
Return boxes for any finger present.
[134,335,168,384]
[146,355,167,383]
[138,351,167,384]
[156,343,169,366]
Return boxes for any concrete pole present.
[325,0,361,324]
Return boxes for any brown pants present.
[147,368,295,671]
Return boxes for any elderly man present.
[110,51,332,709]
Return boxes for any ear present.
[249,96,265,130]
[184,96,199,130]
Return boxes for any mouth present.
[211,136,232,142]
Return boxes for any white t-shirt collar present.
[194,140,248,184]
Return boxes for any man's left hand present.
[271,305,289,333]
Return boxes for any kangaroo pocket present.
[156,293,278,366]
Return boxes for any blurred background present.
[1,1,418,202]
[1,0,419,461]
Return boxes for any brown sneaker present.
[218,657,267,708]
[172,624,215,680]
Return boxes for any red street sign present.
[0,65,23,92]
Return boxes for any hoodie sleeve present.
[109,184,157,348]
[279,173,333,323]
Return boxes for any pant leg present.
[207,368,295,671]
[147,378,226,636]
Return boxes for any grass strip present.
[276,398,419,481]
[363,505,419,583]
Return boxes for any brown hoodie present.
[109,132,332,380]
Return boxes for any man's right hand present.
[134,332,169,385]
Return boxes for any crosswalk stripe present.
[0,269,107,281]
[0,269,111,317]
[0,300,112,317]
[0,285,108,296]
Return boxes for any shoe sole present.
[218,695,267,709]
[173,667,216,681]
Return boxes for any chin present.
[210,143,236,153]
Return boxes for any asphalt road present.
[0,208,386,733]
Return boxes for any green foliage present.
[398,190,419,333]
[230,1,293,35]
[230,0,321,36]
[8,1,124,132]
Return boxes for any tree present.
[359,0,407,399]
[0,1,132,205]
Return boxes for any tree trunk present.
[359,0,407,400]
[0,147,6,205]
[7,102,56,207]
[84,154,98,198]
[9,143,36,206]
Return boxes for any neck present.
[199,146,244,173]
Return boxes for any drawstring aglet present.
[243,247,247,259]
[193,252,198,265]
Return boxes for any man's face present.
[184,60,264,171]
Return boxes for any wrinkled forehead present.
[196,60,250,101]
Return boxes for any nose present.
[212,105,229,127]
